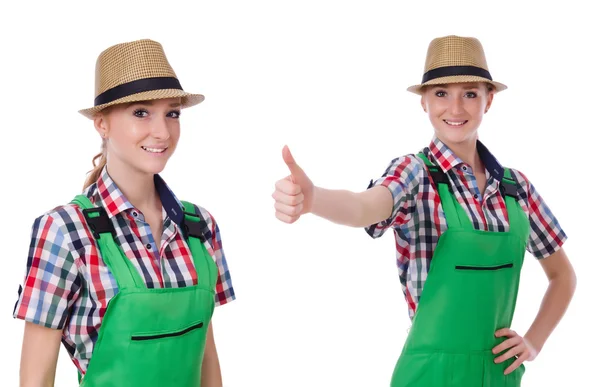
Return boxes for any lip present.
[443,119,468,128]
[141,145,169,155]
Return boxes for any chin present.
[436,128,478,146]
[134,150,173,175]
[135,161,168,176]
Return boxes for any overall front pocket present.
[131,321,204,341]
[124,319,208,385]
[455,263,513,271]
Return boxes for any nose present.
[150,117,171,140]
[449,95,465,116]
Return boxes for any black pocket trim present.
[131,322,204,341]
[455,263,513,271]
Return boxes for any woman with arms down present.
[15,39,235,387]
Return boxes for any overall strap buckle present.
[500,170,519,199]
[181,211,207,241]
[428,168,450,186]
[82,208,116,239]
[417,152,451,189]
[500,181,518,198]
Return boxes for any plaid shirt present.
[366,137,567,320]
[13,167,235,374]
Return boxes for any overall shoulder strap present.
[71,195,115,239]
[500,168,528,238]
[180,201,218,290]
[417,152,450,186]
[500,168,518,199]
[181,201,208,242]
[416,152,465,229]
[70,195,144,289]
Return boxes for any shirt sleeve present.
[193,205,235,306]
[13,212,81,329]
[512,169,568,259]
[364,155,422,238]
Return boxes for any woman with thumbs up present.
[273,35,575,387]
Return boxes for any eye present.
[167,110,181,119]
[435,90,447,97]
[133,109,149,118]
[465,91,478,98]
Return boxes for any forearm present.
[201,354,222,387]
[201,323,222,387]
[311,186,391,228]
[524,270,576,354]
[20,370,55,387]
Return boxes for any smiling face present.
[421,82,494,146]
[94,97,182,176]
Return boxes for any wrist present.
[309,186,320,215]
[523,332,544,356]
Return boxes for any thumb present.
[282,145,306,184]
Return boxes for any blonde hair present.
[83,139,107,190]
[83,107,114,190]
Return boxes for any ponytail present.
[83,139,107,190]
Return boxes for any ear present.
[93,112,109,138]
[484,90,494,113]
[421,94,427,113]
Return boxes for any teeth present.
[444,120,467,126]
[142,146,166,153]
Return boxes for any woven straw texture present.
[79,39,204,118]
[407,35,506,94]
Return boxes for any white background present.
[1,1,597,386]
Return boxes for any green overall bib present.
[71,195,218,387]
[390,153,528,387]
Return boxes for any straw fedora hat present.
[79,39,204,119]
[407,35,506,94]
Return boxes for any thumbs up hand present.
[272,145,315,224]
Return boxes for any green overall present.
[390,154,528,387]
[71,195,218,387]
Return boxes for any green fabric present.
[71,195,217,387]
[390,154,528,386]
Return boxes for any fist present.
[272,145,314,223]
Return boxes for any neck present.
[105,158,159,212]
